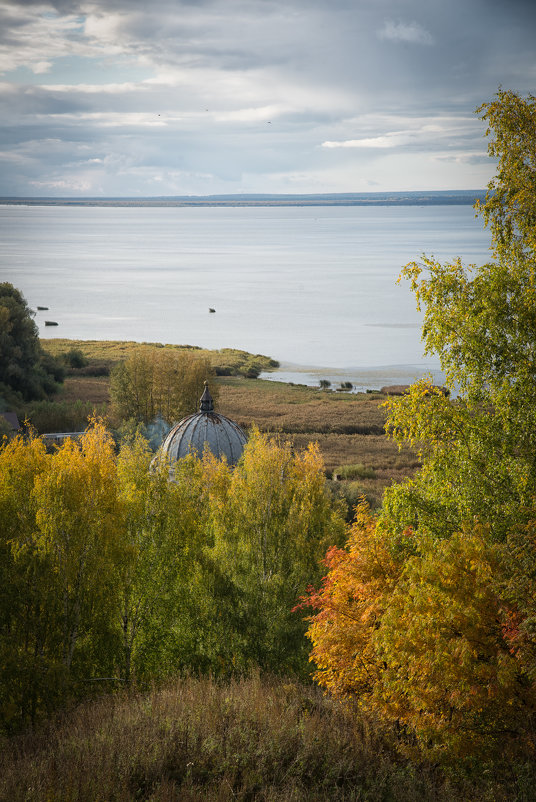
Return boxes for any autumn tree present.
[0,410,349,731]
[206,429,347,675]
[0,432,53,729]
[0,422,125,729]
[375,525,536,760]
[302,90,536,763]
[110,348,217,425]
[300,504,401,702]
[379,91,536,757]
[32,421,124,683]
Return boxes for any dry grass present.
[218,381,386,435]
[56,376,111,405]
[0,674,514,802]
[217,379,420,503]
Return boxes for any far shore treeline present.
[2,90,536,801]
[0,189,486,207]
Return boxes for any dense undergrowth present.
[2,674,533,802]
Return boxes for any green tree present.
[475,88,536,255]
[303,90,536,763]
[379,91,536,756]
[207,430,347,675]
[378,91,536,546]
[110,348,218,425]
[114,438,216,682]
[0,283,63,405]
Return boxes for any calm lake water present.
[0,204,492,390]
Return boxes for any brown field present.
[216,379,418,509]
[57,376,111,405]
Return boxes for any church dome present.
[159,382,247,466]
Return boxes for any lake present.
[0,203,492,391]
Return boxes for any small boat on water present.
[209,308,216,313]
[37,306,49,310]
[44,321,58,326]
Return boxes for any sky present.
[0,0,535,197]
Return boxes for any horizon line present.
[1,189,485,200]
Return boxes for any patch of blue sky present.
[7,56,153,86]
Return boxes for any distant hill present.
[0,191,486,207]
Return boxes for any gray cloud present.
[0,0,535,195]
[378,20,434,45]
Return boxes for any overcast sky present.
[1,0,535,197]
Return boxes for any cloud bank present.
[0,0,535,195]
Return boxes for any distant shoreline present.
[0,190,486,208]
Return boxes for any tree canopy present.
[0,421,345,732]
[475,88,536,255]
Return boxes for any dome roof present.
[159,382,247,466]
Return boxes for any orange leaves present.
[299,506,400,703]
[302,510,536,762]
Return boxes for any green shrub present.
[63,348,88,369]
[334,462,376,480]
[73,364,110,377]
[329,480,382,519]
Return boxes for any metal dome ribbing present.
[159,382,246,466]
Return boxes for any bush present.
[63,348,88,369]
[0,284,63,401]
[23,400,106,433]
[72,364,110,377]
[329,480,382,518]
[39,352,65,386]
